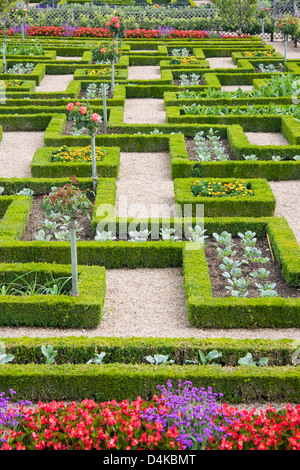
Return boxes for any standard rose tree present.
[96,41,122,94]
[41,177,92,297]
[106,11,125,46]
[66,102,102,192]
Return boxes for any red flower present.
[80,106,87,115]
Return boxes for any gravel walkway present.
[245,132,290,146]
[35,74,74,92]
[116,152,175,218]
[0,268,299,339]
[0,131,44,178]
[207,57,237,69]
[127,66,161,80]
[269,181,300,245]
[123,98,166,124]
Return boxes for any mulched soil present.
[21,196,94,242]
[21,198,300,299]
[77,89,114,100]
[185,136,234,161]
[173,78,206,86]
[63,120,110,136]
[205,236,300,299]
[254,66,285,73]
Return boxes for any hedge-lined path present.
[269,181,300,245]
[115,152,175,218]
[0,132,44,178]
[267,39,300,59]
[35,74,74,92]
[127,65,161,80]
[0,264,299,339]
[123,98,166,124]
[245,132,290,146]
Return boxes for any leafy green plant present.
[0,341,14,364]
[94,230,116,242]
[87,351,107,365]
[41,345,57,365]
[144,354,174,365]
[6,62,35,74]
[198,349,223,365]
[129,230,151,242]
[238,352,269,367]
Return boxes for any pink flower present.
[67,102,74,111]
[115,23,120,28]
[100,48,106,53]
[111,17,118,23]
[75,102,81,106]
[91,113,100,122]
[106,21,111,26]
[80,106,87,115]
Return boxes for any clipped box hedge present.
[174,177,276,217]
[0,63,46,85]
[0,336,296,366]
[0,262,106,328]
[168,127,300,181]
[30,146,120,178]
[0,362,299,404]
[183,235,300,329]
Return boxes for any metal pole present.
[102,83,107,133]
[111,59,115,94]
[91,133,97,193]
[69,220,79,296]
[284,34,287,63]
[3,36,6,73]
[261,18,264,47]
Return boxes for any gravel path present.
[116,152,175,218]
[0,131,44,177]
[0,268,299,339]
[207,57,237,69]
[221,85,253,92]
[123,98,166,124]
[245,132,290,146]
[128,66,161,80]
[35,74,74,92]
[269,181,300,245]
[267,39,300,59]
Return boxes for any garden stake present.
[91,133,98,193]
[102,83,107,132]
[69,218,79,296]
[111,59,115,94]
[266,233,274,262]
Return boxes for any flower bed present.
[174,177,275,217]
[0,382,299,450]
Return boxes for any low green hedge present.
[0,336,295,366]
[0,63,46,85]
[30,146,120,178]
[0,363,299,403]
[183,240,300,329]
[168,128,300,180]
[174,177,276,217]
[0,262,106,328]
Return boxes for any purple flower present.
[0,389,32,449]
[141,380,242,450]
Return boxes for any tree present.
[213,0,258,35]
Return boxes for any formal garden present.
[0,0,299,452]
